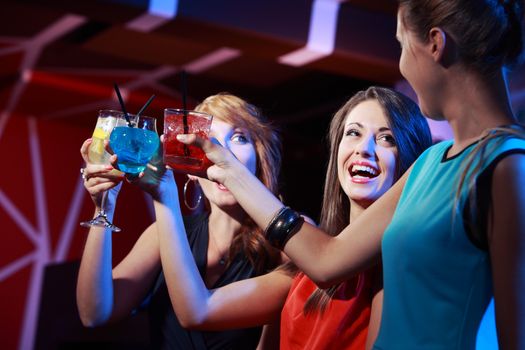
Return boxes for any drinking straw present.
[180,70,190,156]
[136,94,156,118]
[113,83,133,127]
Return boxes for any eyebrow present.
[346,122,391,132]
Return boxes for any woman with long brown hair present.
[178,0,525,348]
[106,87,431,349]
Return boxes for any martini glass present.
[80,110,133,232]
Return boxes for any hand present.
[80,138,124,208]
[175,134,242,186]
[119,135,176,201]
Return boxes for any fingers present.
[176,134,216,153]
[80,138,93,163]
[108,154,119,169]
[104,139,115,155]
[82,163,124,182]
[86,179,119,197]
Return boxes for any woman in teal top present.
[177,0,525,348]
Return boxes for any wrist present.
[223,160,251,191]
[151,180,179,204]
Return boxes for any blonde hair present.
[195,93,282,273]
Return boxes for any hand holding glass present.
[80,110,130,232]
[163,108,213,172]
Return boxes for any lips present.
[349,161,380,182]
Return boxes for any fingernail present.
[106,165,113,170]
[176,134,187,141]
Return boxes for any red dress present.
[280,269,377,350]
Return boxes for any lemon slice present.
[92,127,109,140]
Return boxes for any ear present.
[429,27,457,67]
[428,27,446,61]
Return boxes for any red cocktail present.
[163,108,213,172]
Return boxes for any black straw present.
[180,71,190,156]
[136,94,156,118]
[113,83,133,127]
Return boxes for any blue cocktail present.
[109,116,159,174]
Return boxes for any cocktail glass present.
[163,108,213,172]
[109,115,160,175]
[80,110,132,232]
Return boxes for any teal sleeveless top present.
[374,136,525,349]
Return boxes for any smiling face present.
[197,118,257,208]
[337,99,398,208]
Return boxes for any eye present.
[345,128,360,137]
[378,134,396,146]
[231,132,249,144]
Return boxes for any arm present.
[488,154,525,349]
[178,134,407,286]
[76,140,161,326]
[150,174,293,329]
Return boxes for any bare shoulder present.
[492,152,525,187]
[493,151,525,167]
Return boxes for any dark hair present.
[304,86,433,314]
[195,93,282,273]
[398,0,525,75]
[319,86,432,236]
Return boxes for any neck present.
[440,67,515,150]
[208,203,246,242]
[349,200,367,223]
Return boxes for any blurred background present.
[1,0,523,349]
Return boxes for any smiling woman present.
[165,86,432,350]
[337,101,398,209]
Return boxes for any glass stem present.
[99,191,108,217]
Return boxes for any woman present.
[278,87,431,349]
[115,87,431,349]
[76,93,285,349]
[178,1,525,348]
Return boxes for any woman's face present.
[396,7,442,120]
[198,118,257,208]
[337,99,398,208]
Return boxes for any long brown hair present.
[195,92,282,273]
[304,87,433,314]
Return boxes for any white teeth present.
[351,164,378,176]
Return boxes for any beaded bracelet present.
[264,206,304,250]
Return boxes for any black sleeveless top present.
[147,213,262,350]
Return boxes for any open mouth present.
[350,164,380,179]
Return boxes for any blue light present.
[149,0,178,18]
[476,298,498,349]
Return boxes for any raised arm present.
[148,170,293,330]
[177,134,406,287]
[489,154,525,349]
[76,139,161,326]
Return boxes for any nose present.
[355,134,376,158]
